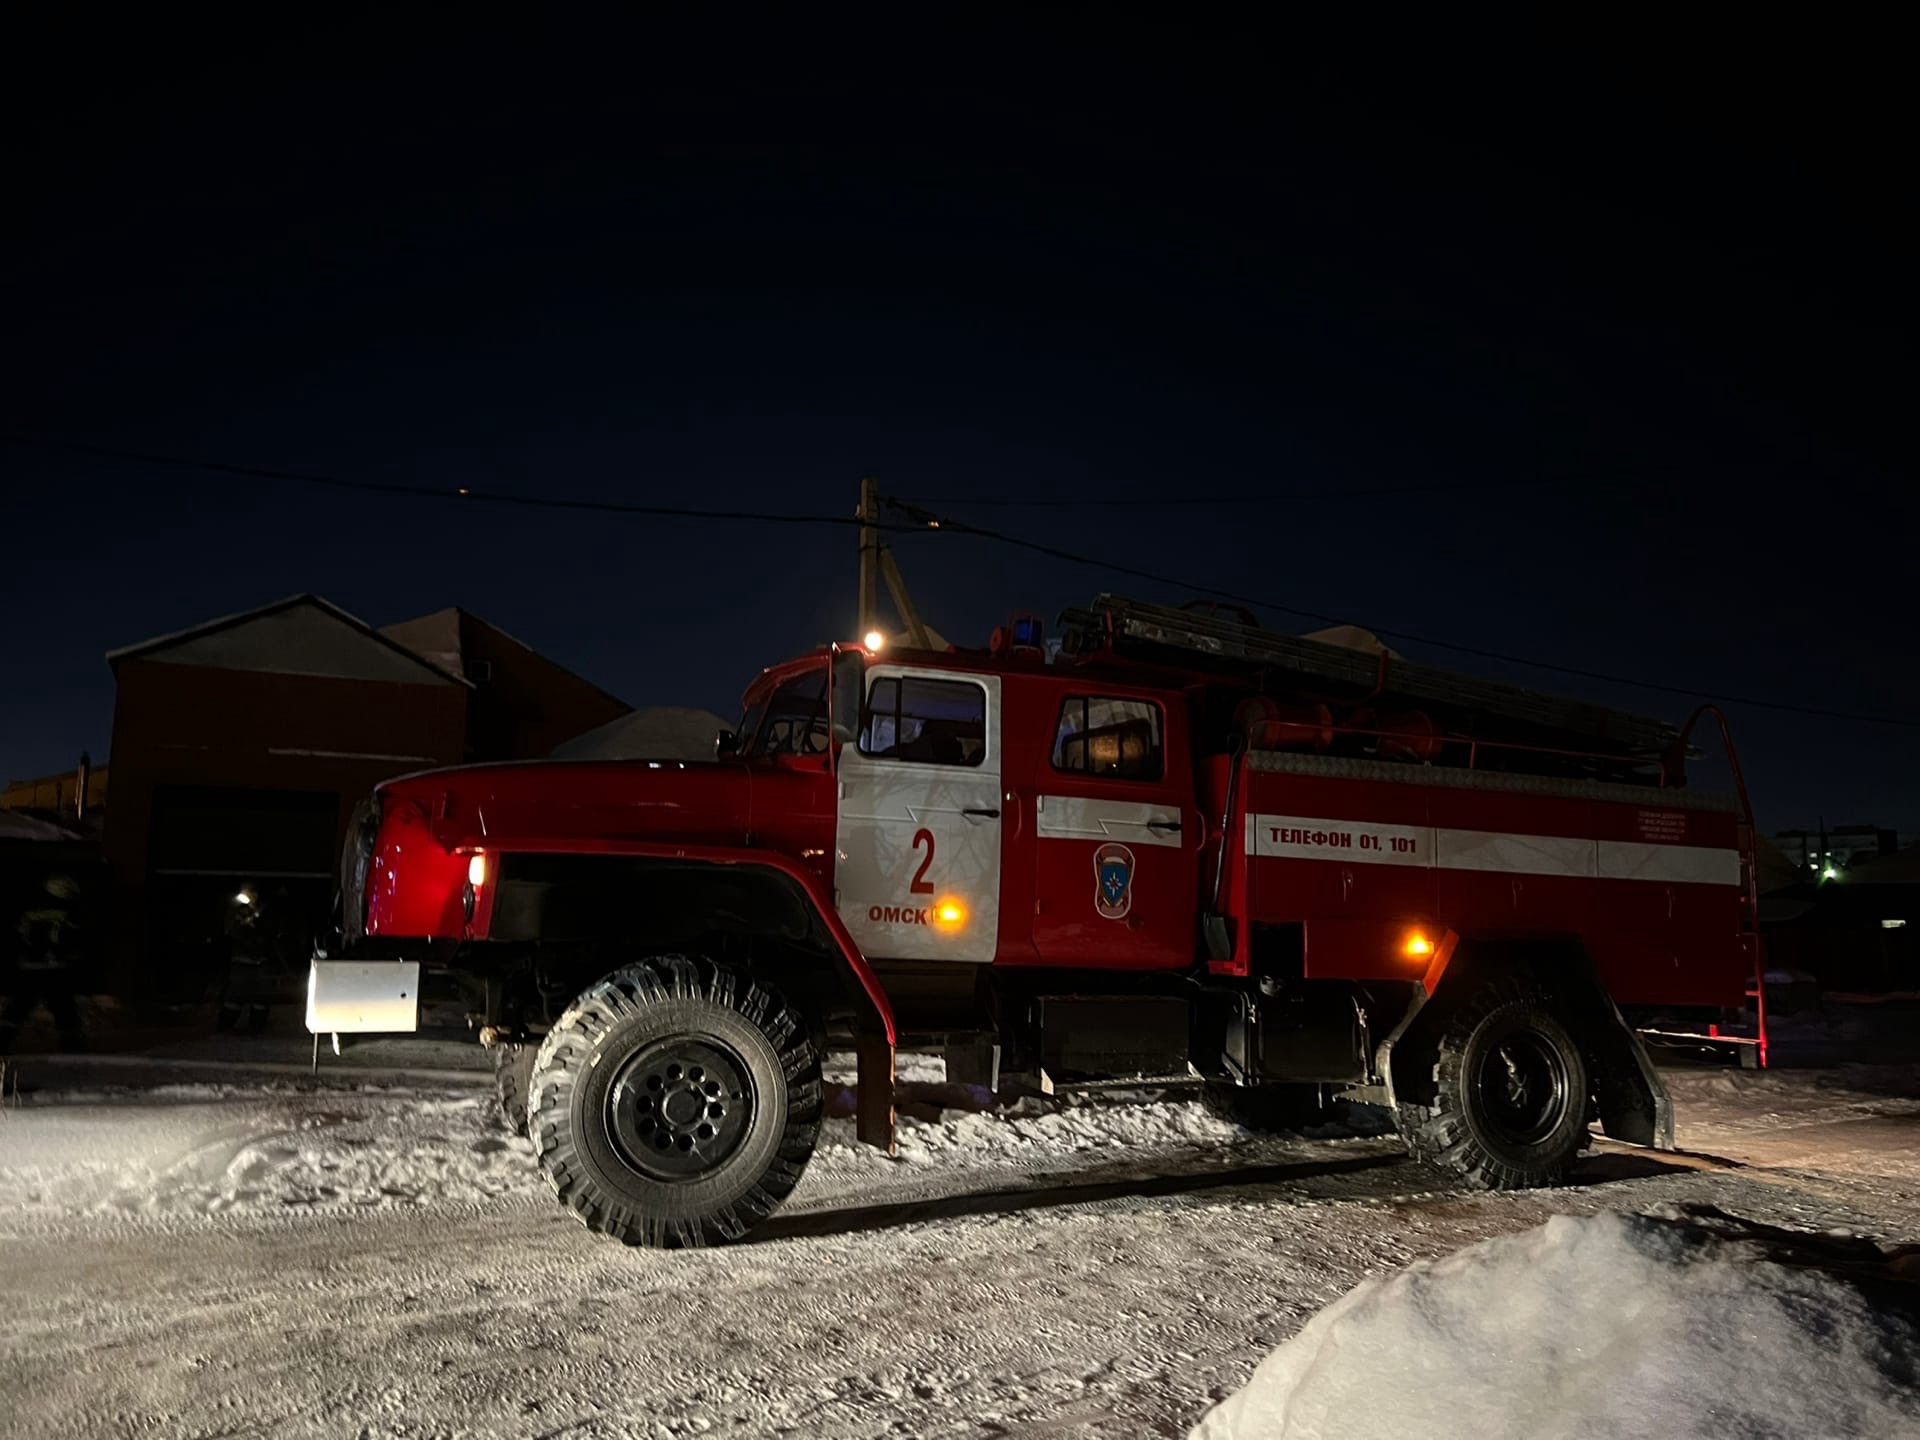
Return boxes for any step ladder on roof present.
[1058,593,1680,760]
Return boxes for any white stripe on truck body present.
[1247,814,1740,886]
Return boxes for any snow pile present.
[1,1077,1264,1226]
[890,1098,1236,1167]
[811,1089,1250,1174]
[0,1088,541,1223]
[1192,1210,1920,1440]
[889,1093,1244,1165]
[96,1093,541,1217]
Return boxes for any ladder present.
[1059,593,1679,760]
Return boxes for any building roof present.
[0,810,83,843]
[550,706,730,762]
[381,607,630,712]
[1753,833,1805,894]
[380,607,466,680]
[108,594,466,687]
[1300,624,1400,659]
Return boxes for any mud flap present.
[856,1033,897,1156]
[1594,998,1674,1151]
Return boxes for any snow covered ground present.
[1,1011,1917,1438]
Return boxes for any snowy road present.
[1,1038,1917,1439]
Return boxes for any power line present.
[897,476,1551,507]
[10,438,919,532]
[14,436,1913,730]
[884,498,1920,730]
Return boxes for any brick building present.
[102,594,628,999]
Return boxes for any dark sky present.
[5,16,1914,831]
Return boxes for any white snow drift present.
[1191,1209,1920,1440]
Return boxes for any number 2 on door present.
[910,827,936,894]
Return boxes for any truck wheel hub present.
[606,1039,753,1180]
[1475,1032,1569,1146]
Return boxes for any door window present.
[1052,697,1163,780]
[860,676,987,766]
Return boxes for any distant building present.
[1773,826,1902,878]
[1768,847,1920,993]
[0,763,107,822]
[100,594,630,1000]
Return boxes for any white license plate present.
[306,960,421,1034]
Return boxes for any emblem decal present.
[1094,842,1136,920]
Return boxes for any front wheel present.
[492,1043,537,1137]
[529,956,822,1246]
[1395,981,1589,1189]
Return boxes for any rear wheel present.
[1395,981,1588,1188]
[529,956,822,1246]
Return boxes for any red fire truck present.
[312,596,1765,1246]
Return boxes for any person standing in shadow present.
[0,872,86,1054]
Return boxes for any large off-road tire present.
[529,956,822,1247]
[1200,1082,1328,1132]
[492,1043,537,1137]
[1395,981,1589,1189]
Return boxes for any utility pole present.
[879,547,934,650]
[854,478,945,650]
[857,476,880,641]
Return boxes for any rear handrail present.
[1675,703,1767,1066]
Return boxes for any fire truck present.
[311,595,1765,1246]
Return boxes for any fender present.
[1375,931,1673,1153]
[468,834,896,1047]
[461,835,900,1155]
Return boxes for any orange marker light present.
[467,851,488,887]
[1402,930,1434,960]
[933,897,967,929]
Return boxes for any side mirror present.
[714,728,739,758]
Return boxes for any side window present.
[1053,696,1163,780]
[860,676,987,766]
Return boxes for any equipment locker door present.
[835,667,1003,963]
[1031,692,1197,969]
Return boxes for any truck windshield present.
[747,669,830,757]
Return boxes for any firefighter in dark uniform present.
[217,885,277,1033]
[0,872,86,1054]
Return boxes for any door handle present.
[1147,818,1182,834]
[963,807,1002,820]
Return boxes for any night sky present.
[5,18,1914,831]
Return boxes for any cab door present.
[1031,690,1197,969]
[835,666,1002,963]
